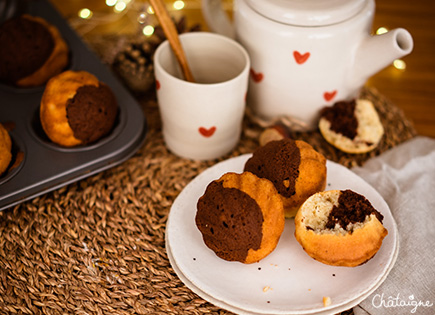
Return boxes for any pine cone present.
[112,41,158,93]
[111,16,201,93]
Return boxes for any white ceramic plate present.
[166,154,398,314]
[166,229,399,315]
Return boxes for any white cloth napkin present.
[351,136,435,315]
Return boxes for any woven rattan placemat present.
[0,86,416,314]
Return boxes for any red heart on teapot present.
[293,51,310,65]
[324,90,337,102]
[250,68,264,83]
[199,126,216,137]
[156,80,161,90]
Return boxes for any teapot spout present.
[352,28,413,85]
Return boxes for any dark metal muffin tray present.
[0,0,147,210]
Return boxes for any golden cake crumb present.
[323,296,331,307]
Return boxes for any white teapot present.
[202,0,413,129]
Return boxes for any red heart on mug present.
[250,68,264,83]
[156,80,161,90]
[199,126,216,137]
[324,90,337,102]
[293,51,310,64]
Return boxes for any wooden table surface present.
[367,0,435,138]
[50,0,435,138]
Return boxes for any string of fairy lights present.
[73,0,406,70]
[72,0,194,37]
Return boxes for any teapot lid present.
[245,0,368,26]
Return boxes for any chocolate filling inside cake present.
[196,181,264,262]
[320,100,358,139]
[0,16,54,84]
[244,139,300,198]
[66,84,118,144]
[325,189,384,231]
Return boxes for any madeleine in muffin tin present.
[0,14,69,87]
[40,70,118,147]
[0,123,12,176]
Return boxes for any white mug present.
[154,32,250,160]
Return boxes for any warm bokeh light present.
[137,12,147,24]
[114,1,127,12]
[147,6,155,14]
[106,0,117,7]
[173,0,185,10]
[376,27,388,35]
[142,25,155,36]
[78,8,93,19]
[393,59,406,70]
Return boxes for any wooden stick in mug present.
[149,0,195,82]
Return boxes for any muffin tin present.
[0,0,148,210]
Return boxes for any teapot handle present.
[201,0,235,39]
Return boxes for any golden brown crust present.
[16,15,69,87]
[283,140,327,218]
[220,172,285,263]
[294,190,388,267]
[0,123,12,175]
[197,172,285,264]
[40,70,99,147]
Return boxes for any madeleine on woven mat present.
[319,99,384,154]
[195,172,285,264]
[294,189,388,267]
